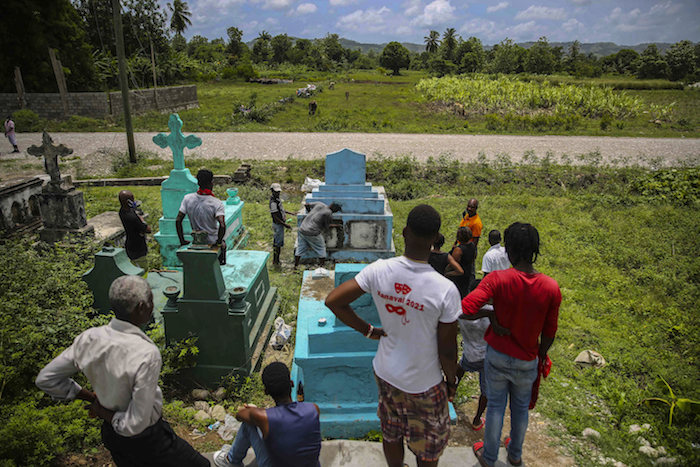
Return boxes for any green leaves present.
[643,376,700,427]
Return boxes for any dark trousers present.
[101,419,209,467]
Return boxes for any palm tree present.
[168,0,192,36]
[257,30,272,42]
[441,28,458,61]
[424,30,440,53]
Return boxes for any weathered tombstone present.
[298,148,395,262]
[82,246,144,314]
[27,132,94,242]
[0,177,43,235]
[153,114,247,268]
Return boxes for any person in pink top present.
[4,116,19,153]
[460,222,561,467]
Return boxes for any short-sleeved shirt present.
[269,196,286,223]
[355,256,461,394]
[119,208,148,260]
[179,193,225,244]
[459,304,491,362]
[459,213,483,240]
[299,203,332,236]
[462,268,561,361]
[482,244,511,273]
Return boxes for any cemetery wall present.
[0,85,198,120]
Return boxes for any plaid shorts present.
[374,373,450,462]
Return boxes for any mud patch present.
[301,274,335,301]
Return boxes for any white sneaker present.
[213,445,241,467]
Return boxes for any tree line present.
[0,0,697,94]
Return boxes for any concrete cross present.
[152,113,202,170]
[27,131,73,185]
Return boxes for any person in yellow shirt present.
[459,198,483,246]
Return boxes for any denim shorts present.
[460,354,486,395]
[272,223,285,247]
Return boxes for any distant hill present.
[338,38,424,54]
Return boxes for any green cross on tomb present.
[153,114,202,170]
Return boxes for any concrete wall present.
[0,85,198,120]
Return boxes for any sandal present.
[471,417,485,431]
[503,437,523,466]
[472,442,493,467]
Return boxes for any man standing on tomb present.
[4,116,19,153]
[176,169,227,265]
[325,204,461,467]
[213,362,322,467]
[459,198,483,246]
[118,190,151,272]
[36,276,209,466]
[461,222,561,467]
[269,183,295,267]
[293,202,342,270]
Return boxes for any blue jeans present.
[483,346,538,465]
[227,422,271,467]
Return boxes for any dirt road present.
[4,132,699,166]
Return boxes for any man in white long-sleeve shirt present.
[35,275,208,466]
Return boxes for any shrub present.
[12,109,45,132]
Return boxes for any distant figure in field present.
[118,190,151,272]
[213,362,322,467]
[345,91,349,101]
[308,101,317,116]
[461,222,561,467]
[325,204,460,467]
[294,202,342,270]
[36,276,208,467]
[450,226,476,297]
[329,81,335,90]
[176,169,226,265]
[4,116,19,153]
[429,232,464,278]
[481,230,511,276]
[459,198,483,247]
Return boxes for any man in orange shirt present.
[459,198,483,246]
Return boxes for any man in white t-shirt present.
[481,230,511,276]
[176,169,227,264]
[325,204,460,467]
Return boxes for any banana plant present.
[642,376,700,427]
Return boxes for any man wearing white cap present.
[270,183,295,266]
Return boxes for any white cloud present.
[460,19,498,41]
[265,17,279,24]
[515,5,567,21]
[403,0,422,17]
[649,0,682,15]
[411,0,456,26]
[330,0,356,5]
[510,21,537,36]
[603,2,683,35]
[562,18,584,33]
[487,2,509,13]
[296,2,318,14]
[253,0,293,10]
[336,6,391,32]
[571,0,591,4]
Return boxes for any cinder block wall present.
[0,85,198,120]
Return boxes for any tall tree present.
[635,44,668,79]
[488,38,525,74]
[270,34,292,65]
[322,33,345,63]
[252,31,272,63]
[168,0,192,36]
[440,28,458,62]
[665,40,696,81]
[380,41,410,75]
[226,27,246,62]
[455,36,485,73]
[524,36,555,74]
[424,30,440,53]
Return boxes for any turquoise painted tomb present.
[153,114,247,268]
[291,265,457,438]
[298,149,395,262]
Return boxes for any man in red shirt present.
[461,222,561,467]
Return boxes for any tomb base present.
[39,224,95,243]
[83,247,144,314]
[292,265,457,438]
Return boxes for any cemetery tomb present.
[0,177,43,234]
[292,265,458,437]
[153,114,248,268]
[83,246,145,314]
[298,148,395,262]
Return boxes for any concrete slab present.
[87,211,125,246]
[204,439,516,466]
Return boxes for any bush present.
[234,61,258,81]
[12,109,45,132]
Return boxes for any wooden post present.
[150,38,159,110]
[111,0,136,163]
[14,67,26,108]
[48,48,69,116]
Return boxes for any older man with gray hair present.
[36,276,208,466]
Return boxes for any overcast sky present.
[162,0,700,45]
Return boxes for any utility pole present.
[111,0,136,163]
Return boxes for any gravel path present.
[4,132,700,167]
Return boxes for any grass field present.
[74,155,700,466]
[33,70,699,138]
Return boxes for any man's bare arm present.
[445,254,464,277]
[325,279,386,340]
[539,335,555,360]
[437,321,458,400]
[235,405,270,438]
[216,215,226,245]
[175,212,188,245]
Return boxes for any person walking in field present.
[36,276,209,467]
[4,116,19,153]
[461,222,561,467]
[325,204,461,467]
